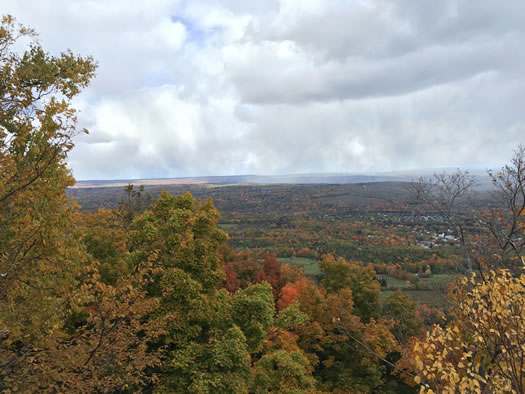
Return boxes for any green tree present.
[232,282,275,353]
[319,255,381,322]
[251,350,315,393]
[130,191,226,292]
[129,191,264,392]
[382,290,423,345]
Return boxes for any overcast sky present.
[4,0,525,179]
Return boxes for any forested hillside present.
[1,16,525,393]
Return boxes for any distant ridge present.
[73,174,427,188]
[70,174,412,188]
[70,170,493,189]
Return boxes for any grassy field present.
[278,257,320,275]
[376,273,457,291]
[375,274,409,289]
[419,273,458,290]
[218,223,236,230]
[404,289,450,308]
[377,273,458,309]
[381,288,449,308]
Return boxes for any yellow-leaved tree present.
[407,146,525,393]
[0,17,172,392]
[408,270,525,393]
[0,14,97,389]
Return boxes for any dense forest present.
[1,16,525,393]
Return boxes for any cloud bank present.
[4,0,525,179]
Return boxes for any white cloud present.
[3,0,525,179]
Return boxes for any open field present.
[404,290,450,308]
[380,288,449,308]
[278,257,321,275]
[378,273,457,308]
[420,273,458,290]
[375,274,408,289]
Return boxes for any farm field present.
[377,273,457,308]
[375,274,408,289]
[278,257,321,275]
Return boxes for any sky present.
[4,0,525,180]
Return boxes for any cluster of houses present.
[415,230,460,249]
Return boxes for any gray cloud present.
[3,0,525,179]
[223,38,518,103]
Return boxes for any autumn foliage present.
[406,270,525,393]
[2,15,525,394]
